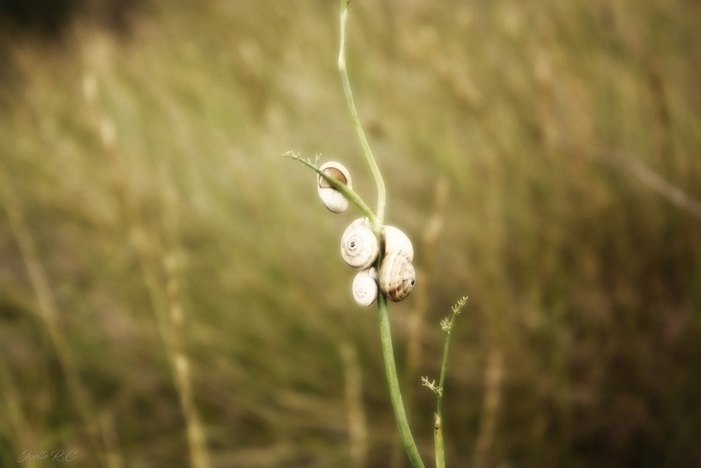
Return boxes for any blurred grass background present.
[1,0,700,466]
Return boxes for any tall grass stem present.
[338,0,386,232]
[338,1,424,466]
[427,297,468,468]
[0,166,105,464]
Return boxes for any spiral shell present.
[379,250,416,302]
[317,161,352,213]
[383,225,414,261]
[340,218,379,269]
[352,267,378,307]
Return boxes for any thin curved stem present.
[338,0,386,233]
[337,2,423,467]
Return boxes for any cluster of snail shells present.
[317,161,416,306]
[341,218,416,306]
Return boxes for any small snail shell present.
[352,267,378,307]
[379,250,416,302]
[383,225,414,261]
[317,161,352,213]
[340,218,379,269]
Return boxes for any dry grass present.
[0,0,700,466]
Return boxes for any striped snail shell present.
[352,267,378,307]
[317,161,352,213]
[383,225,414,262]
[340,217,379,269]
[379,250,416,302]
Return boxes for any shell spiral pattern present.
[379,250,416,302]
[340,218,379,269]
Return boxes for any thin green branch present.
[289,3,425,466]
[423,296,468,468]
[284,151,377,225]
[337,2,424,466]
[338,0,386,233]
[377,293,425,468]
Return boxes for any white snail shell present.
[383,225,414,261]
[352,267,378,307]
[379,250,416,302]
[340,218,379,269]
[317,161,352,213]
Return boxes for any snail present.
[340,217,379,269]
[379,250,416,302]
[383,225,414,261]
[352,267,378,307]
[317,161,352,213]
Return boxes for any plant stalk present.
[338,0,386,233]
[337,2,423,466]
[377,293,425,468]
[434,332,452,468]
[431,297,468,468]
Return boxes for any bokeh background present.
[1,0,700,466]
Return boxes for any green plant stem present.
[338,0,386,233]
[435,418,445,468]
[337,2,423,466]
[283,151,378,225]
[434,335,452,468]
[377,293,425,468]
[431,296,468,468]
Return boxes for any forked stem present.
[338,2,423,467]
[423,296,468,468]
[288,3,425,466]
